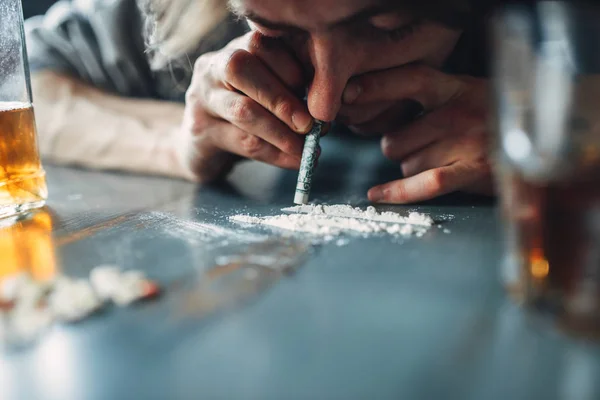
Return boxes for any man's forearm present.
[31,71,192,179]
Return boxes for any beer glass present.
[0,0,47,219]
[492,1,600,337]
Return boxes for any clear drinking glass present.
[492,1,600,337]
[0,0,47,219]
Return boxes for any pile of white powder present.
[229,204,434,240]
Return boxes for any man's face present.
[229,0,463,122]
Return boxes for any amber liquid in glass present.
[0,102,47,218]
[502,168,600,337]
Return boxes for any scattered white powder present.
[437,214,456,222]
[336,238,350,247]
[230,204,434,243]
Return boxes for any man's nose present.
[305,34,356,122]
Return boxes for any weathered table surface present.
[1,133,599,400]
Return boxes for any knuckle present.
[455,134,475,151]
[389,184,410,203]
[466,110,487,134]
[184,82,206,107]
[224,49,252,83]
[410,65,433,94]
[271,95,294,119]
[247,31,269,52]
[273,153,292,168]
[278,138,298,155]
[413,64,434,81]
[442,105,484,136]
[182,93,212,134]
[193,54,208,73]
[240,134,264,156]
[184,110,208,134]
[357,74,377,95]
[472,157,492,174]
[381,136,395,159]
[184,87,197,106]
[413,74,428,94]
[229,97,257,124]
[428,168,448,193]
[192,53,214,82]
[186,79,203,106]
[188,59,215,106]
[400,160,414,178]
[417,63,434,76]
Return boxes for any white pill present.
[90,266,122,300]
[50,279,103,322]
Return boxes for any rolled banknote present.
[294,120,324,205]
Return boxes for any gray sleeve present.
[25,0,154,98]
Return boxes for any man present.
[26,0,496,203]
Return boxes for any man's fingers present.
[346,100,425,135]
[246,32,305,93]
[206,90,305,158]
[220,49,313,134]
[400,141,448,179]
[400,134,488,178]
[337,102,394,127]
[381,103,483,162]
[343,64,464,111]
[206,120,301,170]
[381,117,442,162]
[367,162,486,204]
[177,127,240,184]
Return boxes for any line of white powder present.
[229,204,434,238]
[282,204,434,227]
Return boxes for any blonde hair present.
[138,0,230,69]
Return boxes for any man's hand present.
[180,31,315,183]
[341,64,494,203]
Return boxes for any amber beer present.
[0,102,47,218]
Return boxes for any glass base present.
[0,168,48,220]
[0,199,46,220]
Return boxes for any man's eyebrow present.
[235,4,402,32]
[337,5,401,27]
[243,12,306,32]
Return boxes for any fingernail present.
[368,187,384,202]
[292,112,314,133]
[343,82,362,104]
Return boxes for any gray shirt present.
[25,0,249,102]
